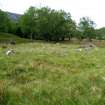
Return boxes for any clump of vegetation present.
[0,81,9,105]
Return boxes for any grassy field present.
[0,42,105,105]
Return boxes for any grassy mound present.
[0,42,105,105]
[0,33,30,44]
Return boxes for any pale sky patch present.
[0,0,105,28]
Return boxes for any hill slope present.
[7,12,21,21]
[0,33,30,43]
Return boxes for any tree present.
[20,6,39,39]
[19,6,76,41]
[37,8,76,41]
[74,30,83,40]
[78,17,96,41]
[0,9,11,33]
[95,27,105,40]
[36,7,52,41]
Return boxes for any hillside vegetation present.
[0,8,99,42]
[0,42,105,105]
[0,33,30,43]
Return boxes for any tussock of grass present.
[0,81,9,105]
[1,42,105,105]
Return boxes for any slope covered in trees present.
[0,7,104,42]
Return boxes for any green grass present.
[0,33,30,43]
[0,42,105,105]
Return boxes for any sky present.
[0,0,105,28]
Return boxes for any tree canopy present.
[19,6,76,41]
[0,9,11,32]
[2,7,105,42]
[78,17,96,41]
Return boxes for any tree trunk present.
[69,36,71,41]
[88,37,92,42]
[30,32,33,41]
[61,37,65,41]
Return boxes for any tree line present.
[0,6,104,41]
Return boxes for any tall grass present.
[0,81,9,105]
[0,42,105,105]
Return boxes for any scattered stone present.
[91,86,101,94]
[88,43,96,48]
[84,47,92,52]
[75,48,82,52]
[6,49,15,56]
[80,43,96,49]
[10,40,16,45]
[56,43,60,46]
[102,77,105,81]
[78,43,97,53]
[1,45,7,49]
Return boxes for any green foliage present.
[0,8,98,41]
[0,9,11,33]
[84,27,96,41]
[20,6,76,41]
[19,7,39,39]
[96,27,105,40]
[0,7,102,42]
[78,17,96,41]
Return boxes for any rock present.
[80,43,96,49]
[10,40,16,45]
[56,43,60,46]
[2,45,7,49]
[88,43,96,48]
[6,49,15,56]
[80,43,97,53]
[75,48,82,52]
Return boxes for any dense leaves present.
[20,7,76,41]
[0,7,105,41]
[96,27,105,40]
[78,17,96,41]
[0,9,11,32]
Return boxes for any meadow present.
[0,42,105,105]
